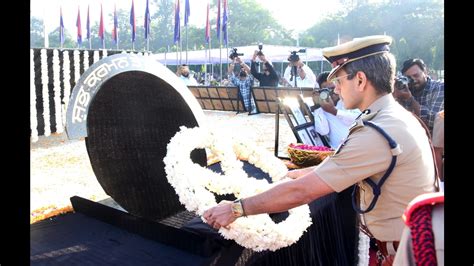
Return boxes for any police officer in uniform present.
[203,35,438,265]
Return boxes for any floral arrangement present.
[62,50,71,127]
[287,143,334,167]
[40,49,51,136]
[163,126,312,252]
[30,49,38,142]
[288,143,333,151]
[52,49,63,133]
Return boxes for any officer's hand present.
[202,200,236,230]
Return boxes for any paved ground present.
[30,110,297,222]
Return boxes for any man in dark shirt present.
[250,50,279,87]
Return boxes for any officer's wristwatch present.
[231,199,245,218]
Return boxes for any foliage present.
[300,0,444,70]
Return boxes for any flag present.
[205,3,210,44]
[144,0,151,39]
[216,0,221,39]
[112,4,118,44]
[222,0,228,45]
[99,4,104,42]
[184,0,190,26]
[59,6,64,45]
[86,5,90,40]
[173,0,180,44]
[130,0,136,42]
[76,7,82,45]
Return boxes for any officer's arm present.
[241,170,334,215]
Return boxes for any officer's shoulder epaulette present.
[361,110,379,122]
[402,192,444,225]
[348,110,379,134]
[348,118,364,135]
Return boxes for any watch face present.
[231,201,243,217]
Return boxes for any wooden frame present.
[274,95,330,158]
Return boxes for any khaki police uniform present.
[315,94,437,241]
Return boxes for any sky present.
[30,0,344,37]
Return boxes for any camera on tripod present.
[257,43,263,56]
[229,48,244,60]
[288,48,306,62]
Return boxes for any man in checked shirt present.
[399,58,444,134]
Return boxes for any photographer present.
[311,71,360,148]
[250,47,279,87]
[228,55,258,115]
[400,58,444,133]
[283,50,316,88]
[392,74,421,117]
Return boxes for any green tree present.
[30,17,45,48]
[300,0,444,70]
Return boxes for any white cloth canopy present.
[152,44,326,65]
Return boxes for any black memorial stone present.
[66,54,207,220]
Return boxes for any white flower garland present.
[62,50,71,127]
[40,49,51,136]
[93,50,100,64]
[30,49,38,142]
[164,126,312,252]
[357,230,370,266]
[83,50,91,72]
[52,49,63,133]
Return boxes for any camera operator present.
[283,51,316,88]
[228,55,258,115]
[400,58,444,134]
[311,71,360,148]
[392,74,421,117]
[250,48,279,87]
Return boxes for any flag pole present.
[185,25,188,64]
[60,6,64,49]
[176,45,179,66]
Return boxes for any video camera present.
[257,43,263,56]
[394,75,412,90]
[229,48,244,60]
[288,48,307,62]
